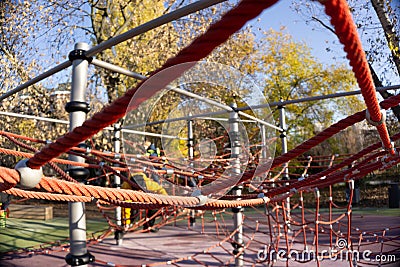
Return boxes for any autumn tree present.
[0,1,56,160]
[255,29,363,147]
[290,0,399,159]
[0,0,365,163]
[89,0,179,103]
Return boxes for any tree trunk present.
[369,62,400,121]
[370,0,400,77]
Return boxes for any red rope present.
[26,0,279,169]
[1,132,78,183]
[238,93,400,185]
[267,130,400,197]
[320,0,394,154]
[0,168,20,191]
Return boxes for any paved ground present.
[0,214,399,266]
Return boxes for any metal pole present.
[278,104,291,231]
[238,84,400,110]
[65,42,94,267]
[85,0,225,57]
[128,108,282,132]
[0,111,186,140]
[0,111,70,125]
[260,124,271,187]
[187,118,196,227]
[0,61,72,102]
[171,87,281,131]
[0,0,225,102]
[260,124,268,161]
[91,59,282,132]
[230,103,244,267]
[113,122,123,245]
[188,119,194,163]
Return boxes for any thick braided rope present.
[270,111,364,169]
[1,132,78,183]
[0,168,19,191]
[0,167,272,208]
[27,0,279,169]
[6,187,92,202]
[266,136,390,196]
[267,131,400,198]
[4,131,391,206]
[239,94,400,184]
[111,197,268,210]
[236,111,364,183]
[0,147,127,171]
[2,129,398,208]
[308,153,400,190]
[320,0,393,153]
[271,94,400,170]
[38,177,201,206]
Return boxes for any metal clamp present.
[15,159,43,189]
[66,167,90,182]
[191,189,208,206]
[365,109,386,126]
[68,49,93,63]
[257,193,270,204]
[65,101,90,113]
[382,141,395,152]
[65,251,95,266]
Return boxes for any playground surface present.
[1,0,400,266]
[1,212,399,267]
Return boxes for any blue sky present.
[33,0,398,94]
[252,0,348,65]
[248,0,399,87]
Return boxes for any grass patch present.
[0,217,109,253]
[286,207,400,216]
[232,206,400,218]
[350,207,400,216]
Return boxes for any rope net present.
[1,116,399,266]
[0,0,399,266]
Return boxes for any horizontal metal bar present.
[120,128,187,140]
[0,61,71,102]
[126,109,227,129]
[199,116,256,123]
[85,0,225,57]
[92,57,400,131]
[91,59,146,80]
[0,111,69,124]
[0,111,185,140]
[238,84,400,111]
[90,57,400,113]
[0,0,224,102]
[92,59,282,131]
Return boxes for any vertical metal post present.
[260,124,271,187]
[65,42,94,266]
[187,118,196,227]
[230,103,244,267]
[260,125,267,160]
[278,104,291,230]
[187,118,194,163]
[113,122,123,245]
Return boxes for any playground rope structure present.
[0,0,399,266]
